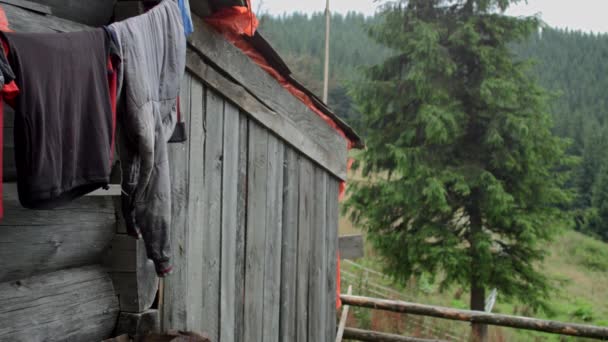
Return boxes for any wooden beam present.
[162,71,192,331]
[339,234,364,260]
[0,0,51,15]
[340,295,608,340]
[187,16,348,179]
[279,147,299,341]
[103,234,159,313]
[17,0,115,26]
[185,51,347,180]
[2,2,88,32]
[115,310,161,337]
[0,265,119,341]
[335,285,352,342]
[343,328,448,342]
[0,188,115,283]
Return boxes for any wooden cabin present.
[0,1,361,341]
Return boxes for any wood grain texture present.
[341,294,608,340]
[262,134,284,342]
[116,310,161,337]
[104,234,158,313]
[335,286,353,342]
[220,101,239,342]
[3,3,88,32]
[200,88,224,341]
[244,121,269,342]
[234,113,248,342]
[326,178,340,341]
[186,52,347,180]
[0,265,119,341]
[0,0,51,14]
[23,0,115,26]
[187,19,348,180]
[185,77,206,331]
[308,167,328,342]
[296,157,314,342]
[279,148,300,341]
[339,235,365,260]
[0,191,115,283]
[163,73,192,331]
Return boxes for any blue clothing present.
[178,0,193,36]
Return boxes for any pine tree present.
[346,1,571,340]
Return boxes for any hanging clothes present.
[108,0,186,277]
[178,0,193,36]
[1,29,118,209]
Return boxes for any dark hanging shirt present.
[2,29,116,209]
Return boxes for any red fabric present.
[0,6,18,219]
[107,58,117,164]
[177,96,181,122]
[205,2,358,309]
[0,5,8,31]
[205,0,258,37]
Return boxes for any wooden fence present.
[339,294,608,341]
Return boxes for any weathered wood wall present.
[0,3,346,341]
[162,71,341,342]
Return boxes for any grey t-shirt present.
[3,29,115,209]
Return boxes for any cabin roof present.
[1,0,363,148]
[195,0,363,148]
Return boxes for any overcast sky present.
[258,0,608,33]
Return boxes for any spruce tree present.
[346,1,570,340]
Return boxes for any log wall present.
[0,3,346,341]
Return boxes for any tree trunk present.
[470,279,487,342]
[469,198,488,342]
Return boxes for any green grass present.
[340,230,608,341]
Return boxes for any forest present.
[259,12,608,242]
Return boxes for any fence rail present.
[341,294,608,340]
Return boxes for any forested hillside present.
[259,13,391,131]
[259,14,608,241]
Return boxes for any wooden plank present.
[163,73,192,330]
[189,0,212,18]
[104,234,158,313]
[186,52,346,180]
[234,113,248,342]
[262,134,284,342]
[220,101,239,342]
[22,0,115,26]
[2,182,120,197]
[0,265,119,341]
[335,285,352,342]
[0,0,51,14]
[308,167,328,342]
[3,3,88,33]
[0,192,115,283]
[296,157,314,342]
[116,310,160,337]
[200,87,224,341]
[188,17,347,164]
[185,76,205,331]
[326,178,340,341]
[339,235,365,260]
[279,148,299,341]
[244,121,269,342]
[341,295,608,340]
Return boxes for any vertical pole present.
[323,0,331,103]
